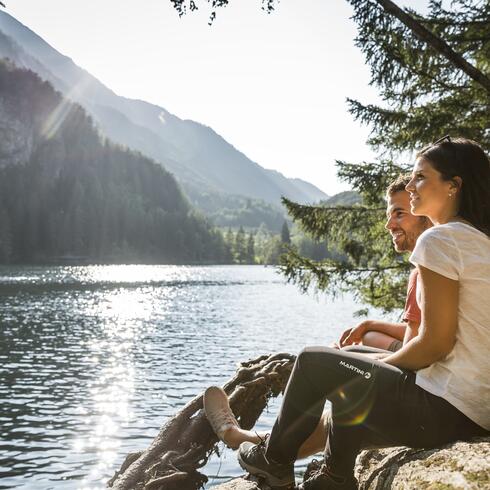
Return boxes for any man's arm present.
[364,320,408,340]
[383,266,458,370]
[339,319,407,347]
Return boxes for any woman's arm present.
[402,319,420,344]
[383,265,458,370]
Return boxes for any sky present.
[4,0,428,195]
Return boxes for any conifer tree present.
[279,0,490,310]
[0,62,231,265]
[235,226,247,263]
[171,0,488,309]
[280,220,291,245]
[172,0,489,308]
[246,232,255,264]
[0,207,12,262]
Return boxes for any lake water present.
[0,265,393,489]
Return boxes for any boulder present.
[213,436,490,489]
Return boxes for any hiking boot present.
[203,386,240,447]
[237,440,295,488]
[298,463,357,490]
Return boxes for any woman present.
[236,137,490,490]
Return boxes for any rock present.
[212,476,261,489]
[213,437,490,489]
[356,437,490,489]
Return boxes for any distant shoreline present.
[1,260,266,267]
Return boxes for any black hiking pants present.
[265,346,487,477]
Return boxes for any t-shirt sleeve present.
[409,227,462,280]
[402,269,421,323]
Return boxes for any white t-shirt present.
[410,221,490,430]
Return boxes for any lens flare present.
[330,377,376,426]
[41,77,92,139]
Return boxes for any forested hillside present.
[0,61,230,264]
[0,10,328,226]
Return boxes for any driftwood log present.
[107,353,296,490]
[108,351,490,489]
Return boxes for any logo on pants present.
[339,360,372,380]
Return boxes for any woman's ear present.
[452,176,463,193]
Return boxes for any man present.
[337,174,430,351]
[233,176,436,489]
[204,175,431,457]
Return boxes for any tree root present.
[107,352,295,490]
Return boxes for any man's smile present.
[391,230,405,241]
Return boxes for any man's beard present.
[396,220,430,252]
[397,238,411,252]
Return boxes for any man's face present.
[385,190,429,253]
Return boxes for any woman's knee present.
[296,346,337,372]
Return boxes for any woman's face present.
[405,157,457,223]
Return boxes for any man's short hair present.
[386,174,411,197]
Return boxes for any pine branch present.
[372,0,490,94]
[281,197,385,240]
[335,160,408,204]
[278,247,409,311]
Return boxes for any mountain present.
[288,177,331,203]
[0,11,328,217]
[322,191,361,206]
[0,60,231,264]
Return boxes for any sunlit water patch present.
[0,265,394,489]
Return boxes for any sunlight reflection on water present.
[0,265,396,489]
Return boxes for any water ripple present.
[0,265,393,489]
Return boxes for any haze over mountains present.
[0,60,234,263]
[0,11,328,223]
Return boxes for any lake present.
[0,265,393,489]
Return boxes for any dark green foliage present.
[0,206,12,262]
[171,0,277,23]
[280,221,291,244]
[221,227,256,264]
[280,182,409,311]
[169,0,489,309]
[280,248,408,311]
[293,235,337,262]
[347,0,490,152]
[246,232,255,264]
[280,0,490,310]
[190,192,286,232]
[0,62,231,264]
[234,226,247,263]
[336,161,409,206]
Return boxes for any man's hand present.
[339,321,371,347]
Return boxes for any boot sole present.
[237,452,294,488]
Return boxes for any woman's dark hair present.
[417,137,490,237]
